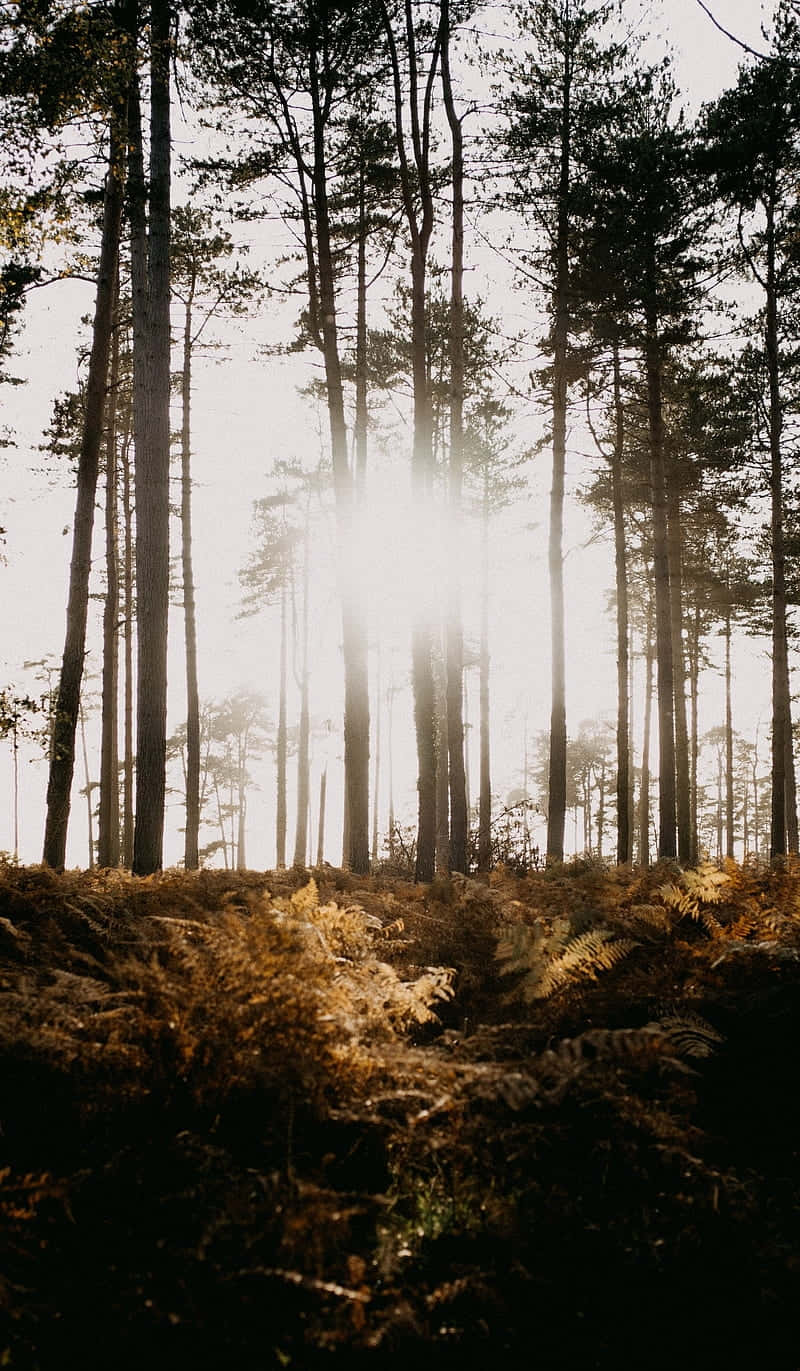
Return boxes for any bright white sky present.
[0,0,779,867]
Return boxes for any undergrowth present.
[1,858,800,1368]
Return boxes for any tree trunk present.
[434,639,450,874]
[132,0,172,876]
[276,584,287,868]
[43,115,126,868]
[610,341,630,864]
[121,401,134,868]
[725,604,735,859]
[307,42,370,875]
[688,598,701,863]
[98,282,121,868]
[784,650,798,852]
[546,32,571,866]
[293,532,311,868]
[639,609,654,867]
[79,698,94,868]
[441,0,468,875]
[354,133,368,502]
[478,466,492,872]
[666,478,691,863]
[644,304,677,859]
[371,650,381,865]
[236,732,247,871]
[381,0,439,881]
[387,682,395,859]
[317,767,327,866]
[181,281,201,870]
[765,192,789,858]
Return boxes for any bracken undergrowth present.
[1,857,800,1368]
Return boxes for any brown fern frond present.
[654,1011,724,1059]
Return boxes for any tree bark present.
[765,190,789,858]
[546,24,571,866]
[43,113,126,869]
[317,766,327,866]
[276,584,287,868]
[293,531,310,868]
[121,399,134,868]
[98,280,121,868]
[434,640,450,874]
[181,278,201,870]
[644,302,677,859]
[666,477,691,861]
[610,341,630,864]
[441,0,468,875]
[371,650,381,865]
[307,38,370,876]
[725,603,735,859]
[784,649,798,853]
[381,0,439,881]
[132,0,172,875]
[478,465,492,871]
[639,607,654,867]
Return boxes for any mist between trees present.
[1,0,798,875]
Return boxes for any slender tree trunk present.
[308,46,370,876]
[441,0,468,875]
[293,533,311,868]
[12,721,19,863]
[181,282,201,870]
[276,585,287,868]
[43,115,126,868]
[610,341,630,864]
[371,650,381,865]
[79,699,94,868]
[765,193,789,858]
[98,283,121,868]
[546,34,571,866]
[121,409,134,868]
[434,640,450,874]
[478,466,492,871]
[688,599,701,863]
[725,604,735,859]
[784,650,797,852]
[667,479,691,862]
[639,609,654,867]
[644,303,677,859]
[753,760,761,860]
[354,138,368,502]
[387,682,395,859]
[236,732,247,870]
[317,767,327,866]
[381,0,439,881]
[132,0,172,875]
[463,673,471,826]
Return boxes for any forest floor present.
[1,857,800,1369]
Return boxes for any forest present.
[2,0,800,1365]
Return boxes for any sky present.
[0,0,780,867]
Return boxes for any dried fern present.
[655,1011,724,1060]
[496,918,635,1002]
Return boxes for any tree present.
[43,1,133,869]
[190,0,378,873]
[130,0,172,876]
[506,0,622,863]
[703,4,800,856]
[170,204,263,870]
[576,67,707,858]
[379,0,443,881]
[440,0,469,873]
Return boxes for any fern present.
[496,919,635,1002]
[655,1011,724,1060]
